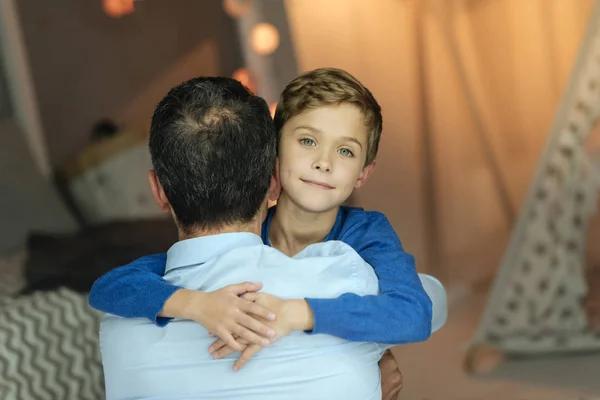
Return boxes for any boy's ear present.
[268,175,281,202]
[148,170,171,212]
[268,158,281,202]
[355,161,376,189]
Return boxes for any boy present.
[90,68,444,368]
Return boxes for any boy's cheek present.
[276,169,295,192]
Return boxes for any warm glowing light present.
[269,103,277,118]
[222,0,253,19]
[251,23,280,55]
[232,68,258,94]
[103,0,135,18]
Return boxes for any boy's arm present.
[88,253,180,326]
[305,212,437,344]
[89,254,278,350]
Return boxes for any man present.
[100,77,442,399]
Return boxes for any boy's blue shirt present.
[88,206,433,344]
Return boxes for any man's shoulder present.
[219,243,291,266]
[295,240,361,259]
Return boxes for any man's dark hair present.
[149,77,276,232]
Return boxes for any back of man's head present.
[149,77,276,233]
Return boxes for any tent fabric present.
[470,0,600,355]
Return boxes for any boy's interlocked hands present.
[208,292,314,370]
[167,282,277,352]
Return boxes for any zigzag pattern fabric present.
[0,288,104,400]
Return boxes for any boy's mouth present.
[300,179,335,190]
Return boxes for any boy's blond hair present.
[273,68,382,165]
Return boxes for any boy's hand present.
[380,350,402,400]
[167,283,277,352]
[208,293,314,370]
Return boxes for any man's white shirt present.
[100,232,445,400]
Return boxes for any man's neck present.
[178,220,262,241]
[269,193,339,257]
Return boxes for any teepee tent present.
[466,0,600,367]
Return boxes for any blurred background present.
[1,0,600,399]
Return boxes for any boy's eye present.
[338,148,354,157]
[300,138,316,147]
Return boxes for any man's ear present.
[355,160,376,189]
[148,170,171,212]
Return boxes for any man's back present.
[100,233,383,400]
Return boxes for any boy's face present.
[277,103,375,213]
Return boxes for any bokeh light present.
[103,0,135,18]
[232,68,258,94]
[251,23,280,55]
[222,0,253,19]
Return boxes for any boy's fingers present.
[379,350,398,375]
[383,385,402,400]
[379,350,402,400]
[242,299,276,321]
[218,329,245,352]
[208,337,250,355]
[233,322,271,347]
[242,292,261,302]
[208,338,227,353]
[213,345,238,360]
[229,282,262,295]
[233,344,262,371]
[237,313,275,339]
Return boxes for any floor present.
[392,285,600,400]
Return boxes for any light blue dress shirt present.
[100,232,387,400]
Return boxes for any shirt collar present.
[165,232,263,273]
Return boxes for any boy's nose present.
[313,159,331,172]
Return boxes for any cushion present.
[0,288,104,399]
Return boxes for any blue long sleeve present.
[88,253,179,326]
[305,210,433,344]
[89,207,434,342]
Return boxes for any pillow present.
[0,288,104,399]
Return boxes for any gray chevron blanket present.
[0,288,104,400]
